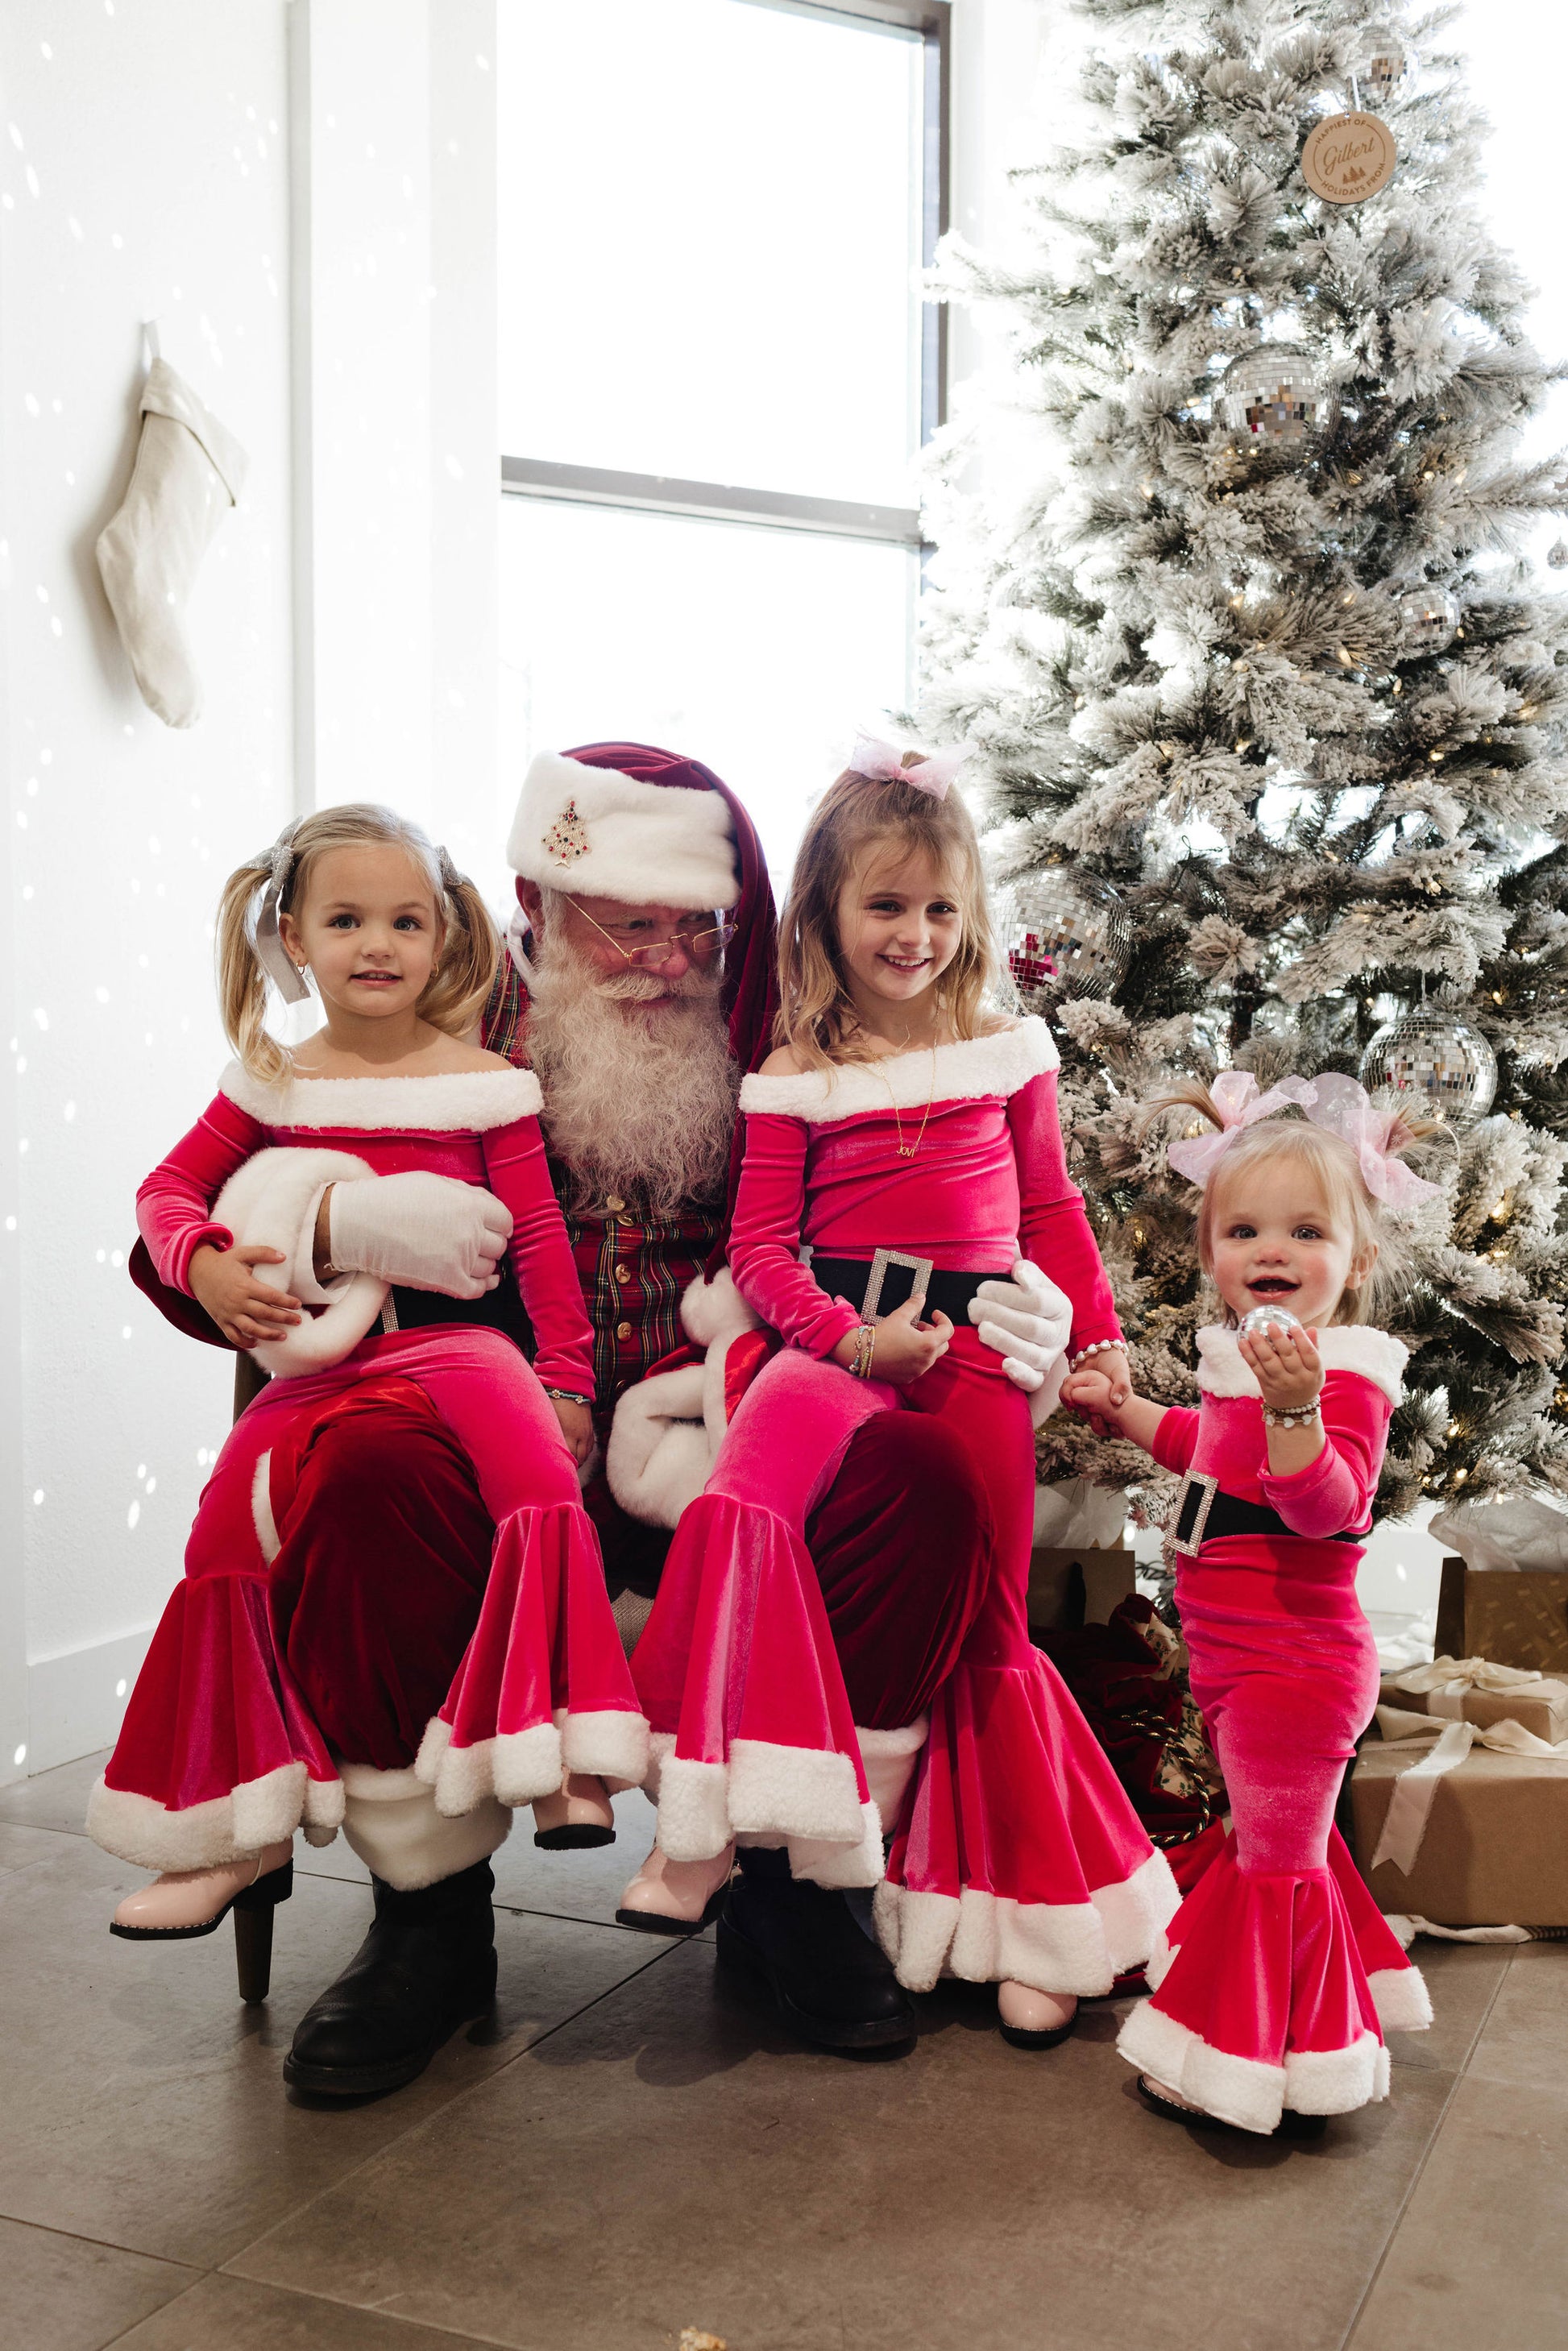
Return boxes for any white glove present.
[327,1172,512,1298]
[971,1258,1073,1426]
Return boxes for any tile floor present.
[3,1751,1564,2351]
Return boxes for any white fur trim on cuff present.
[86,1763,331,1874]
[337,1762,430,1802]
[727,1739,865,1846]
[656,1754,733,1862]
[560,1708,651,1788]
[341,1784,511,1891]
[1367,1963,1433,2033]
[680,1265,762,1348]
[251,1450,280,1565]
[417,1715,566,1815]
[509,750,740,910]
[1117,2001,1290,2134]
[856,1719,927,1827]
[1285,2033,1390,2115]
[1197,1323,1408,1406]
[738,1018,1058,1124]
[873,1847,1176,1996]
[1093,1849,1182,1975]
[220,1060,542,1134]
[788,1802,886,1890]
[605,1365,712,1530]
[212,1146,388,1379]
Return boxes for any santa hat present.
[510,747,741,912]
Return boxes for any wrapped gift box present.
[1027,1544,1135,1632]
[1378,1670,1568,1745]
[1351,1742,1568,1926]
[1433,1559,1568,1674]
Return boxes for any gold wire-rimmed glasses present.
[566,897,736,970]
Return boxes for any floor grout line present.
[0,2208,208,2272]
[1336,1947,1516,2351]
[100,2264,515,2350]
[209,1933,690,2286]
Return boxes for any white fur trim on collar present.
[220,1059,542,1134]
[508,750,740,910]
[738,1018,1059,1125]
[1197,1324,1408,1407]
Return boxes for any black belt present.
[809,1254,1010,1325]
[380,1270,534,1354]
[1173,1471,1366,1554]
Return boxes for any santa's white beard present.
[525,929,739,1217]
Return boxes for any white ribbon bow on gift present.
[1369,1707,1568,1876]
[848,732,973,802]
[1387,1654,1567,1721]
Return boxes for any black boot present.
[716,1846,915,2051]
[283,1860,498,2097]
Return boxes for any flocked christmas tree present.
[921,0,1568,1528]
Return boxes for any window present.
[498,0,949,881]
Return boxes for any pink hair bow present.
[848,732,972,802]
[1302,1072,1443,1206]
[1167,1070,1318,1188]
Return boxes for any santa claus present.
[131,743,1065,2095]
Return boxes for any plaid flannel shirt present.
[482,962,721,1441]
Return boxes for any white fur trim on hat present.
[738,1018,1059,1125]
[509,750,740,910]
[1197,1324,1408,1407]
[213,1147,388,1379]
[220,1061,541,1135]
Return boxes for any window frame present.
[498,0,951,553]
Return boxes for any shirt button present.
[606,1196,625,1213]
[614,1263,629,1282]
[616,1321,632,1339]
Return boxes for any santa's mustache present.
[590,965,724,1004]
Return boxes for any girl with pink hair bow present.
[1062,1068,1442,2137]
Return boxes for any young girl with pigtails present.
[90,805,646,2047]
[1061,1069,1438,2136]
[632,740,1178,2047]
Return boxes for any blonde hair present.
[218,802,500,1084]
[774,757,999,1068]
[1145,1079,1443,1325]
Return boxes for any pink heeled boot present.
[998,1980,1079,2050]
[616,1839,735,1935]
[532,1772,616,1851]
[110,1839,295,1942]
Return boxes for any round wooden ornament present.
[1301,111,1397,205]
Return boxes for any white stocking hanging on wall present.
[95,357,248,728]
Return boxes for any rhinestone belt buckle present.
[861,1248,935,1323]
[1172,1470,1220,1558]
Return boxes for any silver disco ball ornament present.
[998,869,1134,1005]
[1359,47,1408,102]
[1222,345,1329,447]
[1239,1303,1303,1340]
[1359,1008,1498,1127]
[1397,584,1460,654]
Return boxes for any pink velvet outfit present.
[89,1063,648,1876]
[632,1019,1180,1993]
[1116,1325,1433,2133]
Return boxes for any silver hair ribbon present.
[253,823,311,1005]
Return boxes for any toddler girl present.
[633,743,1177,2043]
[1063,1069,1436,2135]
[92,804,647,1951]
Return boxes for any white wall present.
[0,0,297,1780]
[0,0,504,1783]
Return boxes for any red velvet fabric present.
[728,1068,1122,1362]
[135,1080,595,1397]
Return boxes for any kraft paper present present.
[1027,1545,1136,1632]
[1351,1741,1568,1927]
[1433,1559,1568,1674]
[1379,1666,1568,1745]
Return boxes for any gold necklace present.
[876,1044,939,1160]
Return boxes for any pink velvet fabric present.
[1119,1364,1429,2124]
[135,1080,595,1395]
[97,1325,642,1870]
[728,1068,1122,1361]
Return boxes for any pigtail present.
[1135,1076,1226,1141]
[216,853,290,1086]
[419,865,500,1040]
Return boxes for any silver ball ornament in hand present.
[1239,1303,1302,1339]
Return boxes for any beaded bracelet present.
[540,1387,593,1408]
[849,1321,877,1380]
[1068,1340,1124,1371]
[1261,1399,1322,1428]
